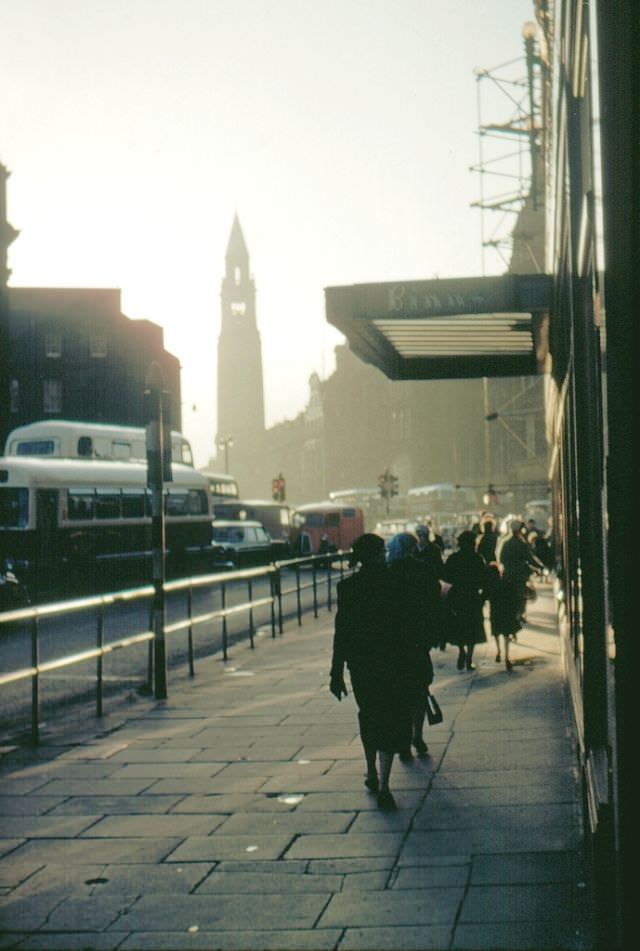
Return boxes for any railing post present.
[327,557,333,612]
[96,602,104,717]
[146,602,153,691]
[312,557,318,618]
[31,615,39,744]
[248,578,255,648]
[187,585,195,677]
[277,568,283,634]
[296,564,302,626]
[221,582,228,661]
[270,570,277,638]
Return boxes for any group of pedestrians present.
[329,515,548,810]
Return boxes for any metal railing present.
[0,551,351,743]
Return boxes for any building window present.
[44,332,62,358]
[89,333,107,358]
[9,379,19,413]
[234,266,242,286]
[231,301,246,317]
[43,379,62,414]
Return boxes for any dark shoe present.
[456,653,465,670]
[377,789,397,811]
[413,738,429,756]
[505,660,513,672]
[364,774,379,792]
[495,652,501,663]
[399,748,413,762]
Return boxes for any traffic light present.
[378,469,398,499]
[272,474,286,502]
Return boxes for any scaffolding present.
[471,30,542,274]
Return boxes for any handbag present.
[425,689,443,725]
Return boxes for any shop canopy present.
[325,273,551,380]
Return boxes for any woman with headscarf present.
[442,529,488,670]
[330,533,409,810]
[386,531,438,761]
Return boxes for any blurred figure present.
[443,530,488,671]
[499,519,544,626]
[414,524,444,577]
[330,533,416,811]
[476,516,499,564]
[386,531,438,760]
[483,561,520,671]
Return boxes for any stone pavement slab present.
[0,588,594,950]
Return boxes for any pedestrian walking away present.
[442,529,488,671]
[330,533,415,811]
[386,531,439,761]
[499,518,545,628]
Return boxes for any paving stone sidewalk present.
[0,585,594,950]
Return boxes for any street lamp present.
[218,436,234,474]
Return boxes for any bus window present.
[16,440,56,456]
[179,443,194,467]
[95,489,121,520]
[166,491,188,517]
[187,489,208,515]
[121,490,146,519]
[68,489,95,520]
[0,488,29,528]
[77,437,93,457]
[327,513,340,527]
[111,440,132,460]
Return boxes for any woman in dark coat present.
[443,529,488,670]
[386,531,438,760]
[330,533,412,811]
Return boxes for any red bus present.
[291,502,365,555]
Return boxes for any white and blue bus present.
[0,455,212,601]
[4,419,194,468]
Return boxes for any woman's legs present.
[466,646,476,670]
[377,750,397,810]
[412,693,429,754]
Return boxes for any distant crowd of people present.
[330,513,553,810]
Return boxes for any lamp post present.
[218,436,234,474]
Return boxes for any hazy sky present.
[2,0,535,467]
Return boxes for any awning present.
[325,273,552,380]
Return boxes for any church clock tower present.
[216,215,266,491]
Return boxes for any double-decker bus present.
[291,502,365,555]
[4,419,194,467]
[199,469,240,500]
[0,455,213,601]
[406,483,479,522]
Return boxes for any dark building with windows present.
[1,286,181,449]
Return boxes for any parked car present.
[211,520,273,568]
